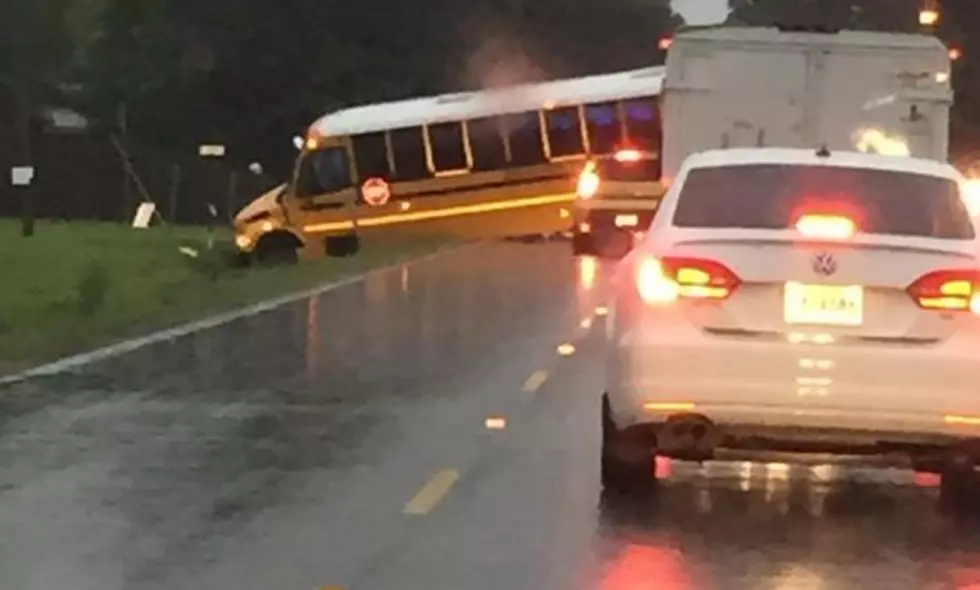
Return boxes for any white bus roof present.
[311,66,666,137]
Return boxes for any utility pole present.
[10,87,35,237]
[118,102,132,223]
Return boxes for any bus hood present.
[235,184,286,225]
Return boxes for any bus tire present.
[254,231,301,265]
[326,232,361,257]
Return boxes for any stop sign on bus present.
[362,177,390,206]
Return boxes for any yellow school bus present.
[232,66,666,262]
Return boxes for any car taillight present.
[795,214,855,239]
[906,269,980,313]
[577,165,599,198]
[636,256,740,304]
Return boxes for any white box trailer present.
[661,25,953,180]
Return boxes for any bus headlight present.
[235,234,251,249]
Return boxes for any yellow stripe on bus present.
[303,192,574,234]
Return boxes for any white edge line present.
[0,242,481,386]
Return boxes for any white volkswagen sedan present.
[602,146,980,508]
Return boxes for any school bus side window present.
[351,132,391,181]
[428,122,468,172]
[585,101,623,155]
[506,111,546,166]
[468,117,507,171]
[295,147,353,197]
[623,97,661,153]
[544,106,584,158]
[389,127,431,181]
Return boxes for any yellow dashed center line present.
[403,469,460,515]
[522,370,549,392]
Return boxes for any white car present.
[602,146,980,508]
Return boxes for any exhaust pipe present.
[657,413,720,461]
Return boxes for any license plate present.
[615,214,638,227]
[783,282,863,326]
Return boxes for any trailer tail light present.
[614,149,642,162]
[577,162,599,198]
[906,269,980,313]
[637,256,740,304]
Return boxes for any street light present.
[919,0,940,26]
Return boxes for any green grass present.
[0,220,455,374]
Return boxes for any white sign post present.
[10,166,34,186]
[198,144,226,157]
[131,201,157,228]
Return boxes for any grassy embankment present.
[0,220,454,374]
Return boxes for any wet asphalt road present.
[3,241,980,589]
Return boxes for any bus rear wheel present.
[326,233,360,257]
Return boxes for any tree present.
[80,0,685,177]
[727,0,920,31]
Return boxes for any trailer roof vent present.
[776,24,841,34]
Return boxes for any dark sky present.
[672,0,728,24]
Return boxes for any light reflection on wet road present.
[2,242,980,589]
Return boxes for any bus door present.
[289,144,359,237]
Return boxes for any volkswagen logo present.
[812,253,837,276]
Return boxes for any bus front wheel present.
[254,231,300,265]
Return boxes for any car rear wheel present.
[601,393,657,492]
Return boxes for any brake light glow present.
[906,269,980,313]
[637,258,678,303]
[636,256,740,304]
[795,214,855,239]
[961,178,980,216]
[614,149,642,162]
[577,162,599,198]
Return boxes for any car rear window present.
[595,157,661,182]
[672,164,974,239]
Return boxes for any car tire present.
[601,393,657,492]
[939,456,977,513]
[572,232,595,256]
[595,230,634,259]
